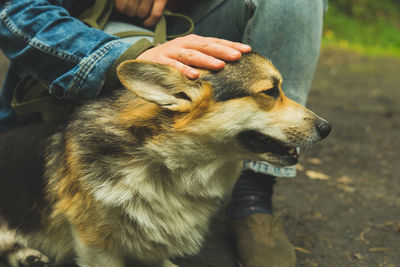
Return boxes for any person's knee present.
[251,0,325,22]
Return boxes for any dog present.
[0,52,331,267]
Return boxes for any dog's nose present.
[316,120,331,139]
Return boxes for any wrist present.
[103,39,155,94]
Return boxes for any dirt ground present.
[0,48,399,267]
[277,48,400,267]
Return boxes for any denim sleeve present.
[0,0,132,100]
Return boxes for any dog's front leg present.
[139,259,179,267]
[72,231,125,267]
[74,243,125,267]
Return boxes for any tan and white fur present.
[0,53,330,267]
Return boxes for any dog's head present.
[117,53,331,167]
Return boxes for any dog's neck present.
[92,151,242,208]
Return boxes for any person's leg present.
[193,0,326,104]
[186,0,327,266]
[242,0,325,106]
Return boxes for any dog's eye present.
[261,87,279,98]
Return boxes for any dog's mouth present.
[237,130,299,166]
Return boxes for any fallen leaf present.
[359,227,371,245]
[353,253,363,260]
[369,247,390,252]
[336,184,356,193]
[307,158,323,165]
[377,221,396,228]
[337,175,354,185]
[294,246,312,254]
[313,211,327,220]
[296,164,305,172]
[306,170,330,180]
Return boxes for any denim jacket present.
[0,0,134,131]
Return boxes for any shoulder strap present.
[79,0,115,30]
[113,11,194,44]
[79,0,194,44]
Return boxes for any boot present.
[232,213,296,267]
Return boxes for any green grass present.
[322,4,400,57]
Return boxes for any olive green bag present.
[11,0,193,122]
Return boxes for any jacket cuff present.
[103,38,155,94]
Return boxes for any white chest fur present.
[95,159,241,259]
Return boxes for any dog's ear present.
[117,60,193,112]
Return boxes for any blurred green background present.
[324,0,400,57]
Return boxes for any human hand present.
[136,34,252,79]
[115,0,167,27]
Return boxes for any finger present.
[211,37,252,53]
[199,39,252,61]
[176,49,225,70]
[136,49,200,79]
[195,41,244,62]
[177,35,251,61]
[164,58,200,79]
[125,0,140,17]
[143,0,167,27]
[137,0,153,19]
[115,0,129,13]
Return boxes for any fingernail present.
[230,51,241,58]
[189,69,199,78]
[214,59,225,65]
[212,60,225,69]
[241,44,252,51]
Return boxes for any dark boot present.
[232,213,296,267]
[227,170,296,267]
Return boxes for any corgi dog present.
[0,53,331,267]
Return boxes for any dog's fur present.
[0,53,330,267]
